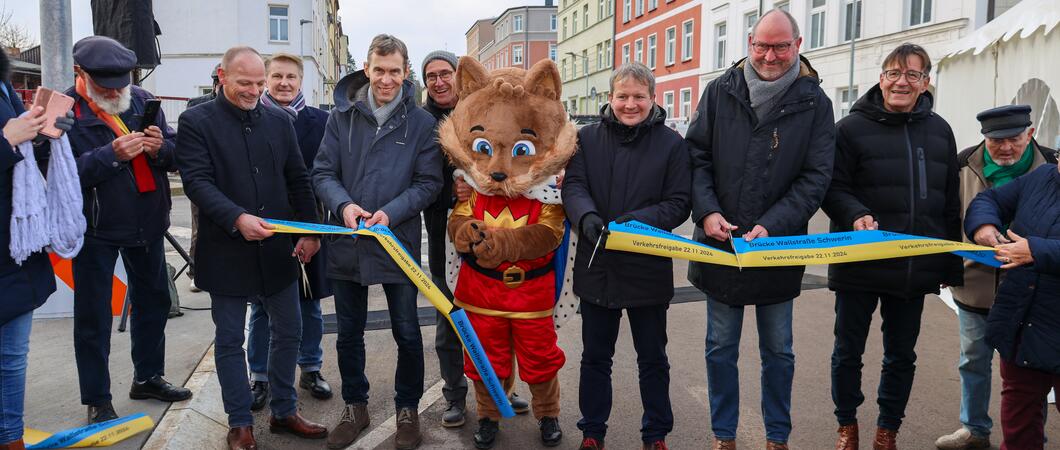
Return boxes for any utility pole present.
[40,0,74,90]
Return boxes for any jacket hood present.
[600,102,667,143]
[332,69,417,113]
[850,83,934,125]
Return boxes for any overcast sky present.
[6,0,542,73]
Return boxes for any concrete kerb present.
[142,345,229,450]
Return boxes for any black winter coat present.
[421,96,456,281]
[0,79,55,325]
[685,57,836,306]
[965,165,1060,374]
[176,91,318,297]
[291,105,332,300]
[563,105,692,308]
[66,85,176,247]
[822,85,963,298]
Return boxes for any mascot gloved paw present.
[454,219,488,252]
[471,227,515,269]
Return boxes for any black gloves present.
[54,110,75,132]
[580,213,606,244]
[614,214,635,224]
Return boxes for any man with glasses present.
[822,43,963,450]
[685,9,835,450]
[419,50,532,430]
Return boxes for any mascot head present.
[438,57,577,198]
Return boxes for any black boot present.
[473,418,499,449]
[299,371,333,400]
[87,402,118,424]
[129,375,193,402]
[540,416,562,447]
[250,381,269,411]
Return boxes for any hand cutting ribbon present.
[265,219,516,418]
[604,220,1002,269]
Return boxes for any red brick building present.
[614,0,701,123]
[470,4,559,72]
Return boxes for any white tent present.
[935,0,1060,149]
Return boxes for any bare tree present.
[0,4,37,51]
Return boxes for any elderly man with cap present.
[418,49,533,429]
[64,35,190,424]
[935,104,1056,450]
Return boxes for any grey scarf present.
[367,85,404,126]
[744,58,801,121]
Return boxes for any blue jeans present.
[333,280,423,409]
[210,282,301,427]
[247,299,324,382]
[705,297,794,443]
[831,291,923,431]
[957,308,993,438]
[0,311,32,443]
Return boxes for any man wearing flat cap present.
[935,104,1057,449]
[64,35,191,424]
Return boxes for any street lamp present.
[566,51,590,115]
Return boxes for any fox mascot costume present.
[438,56,578,448]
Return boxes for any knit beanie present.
[421,50,458,85]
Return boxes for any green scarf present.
[983,143,1035,187]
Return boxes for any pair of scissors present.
[727,228,742,272]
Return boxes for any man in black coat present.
[821,44,963,450]
[684,10,835,449]
[176,46,327,450]
[562,62,691,450]
[65,36,191,423]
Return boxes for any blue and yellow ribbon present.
[266,219,516,418]
[24,413,154,448]
[605,220,1001,268]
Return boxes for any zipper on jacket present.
[91,187,100,231]
[916,147,928,200]
[903,124,916,292]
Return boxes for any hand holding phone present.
[31,87,75,139]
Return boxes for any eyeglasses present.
[751,41,795,55]
[882,69,927,83]
[425,71,454,83]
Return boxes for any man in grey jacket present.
[312,34,442,450]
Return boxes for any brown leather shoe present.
[226,426,257,450]
[394,407,422,449]
[873,427,898,450]
[713,439,736,450]
[766,441,788,450]
[269,412,328,439]
[836,423,858,450]
[327,403,370,449]
[0,439,25,450]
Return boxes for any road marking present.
[348,379,446,449]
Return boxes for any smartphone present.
[31,87,75,139]
[137,99,162,132]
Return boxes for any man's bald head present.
[218,46,266,110]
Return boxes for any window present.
[584,5,590,25]
[838,86,859,117]
[647,34,657,69]
[682,20,694,61]
[649,0,658,10]
[551,14,557,31]
[664,91,675,118]
[582,49,589,75]
[774,0,790,11]
[514,14,524,32]
[513,45,524,65]
[597,43,604,69]
[269,5,289,42]
[563,18,568,39]
[909,0,932,26]
[744,11,759,55]
[599,0,606,19]
[608,0,614,16]
[573,11,579,33]
[810,0,826,49]
[636,0,644,17]
[561,59,568,80]
[635,39,644,64]
[714,22,727,69]
[843,0,862,41]
[550,44,557,61]
[665,26,676,65]
[622,43,631,64]
[605,39,612,67]
[623,0,631,22]
[680,88,692,118]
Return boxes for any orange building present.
[470,4,560,72]
[614,0,702,123]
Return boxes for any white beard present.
[87,84,132,115]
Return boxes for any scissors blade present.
[587,231,605,269]
[727,229,742,272]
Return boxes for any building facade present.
[466,18,498,63]
[557,0,616,114]
[699,0,1017,122]
[472,4,559,73]
[615,0,703,125]
[145,0,346,110]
